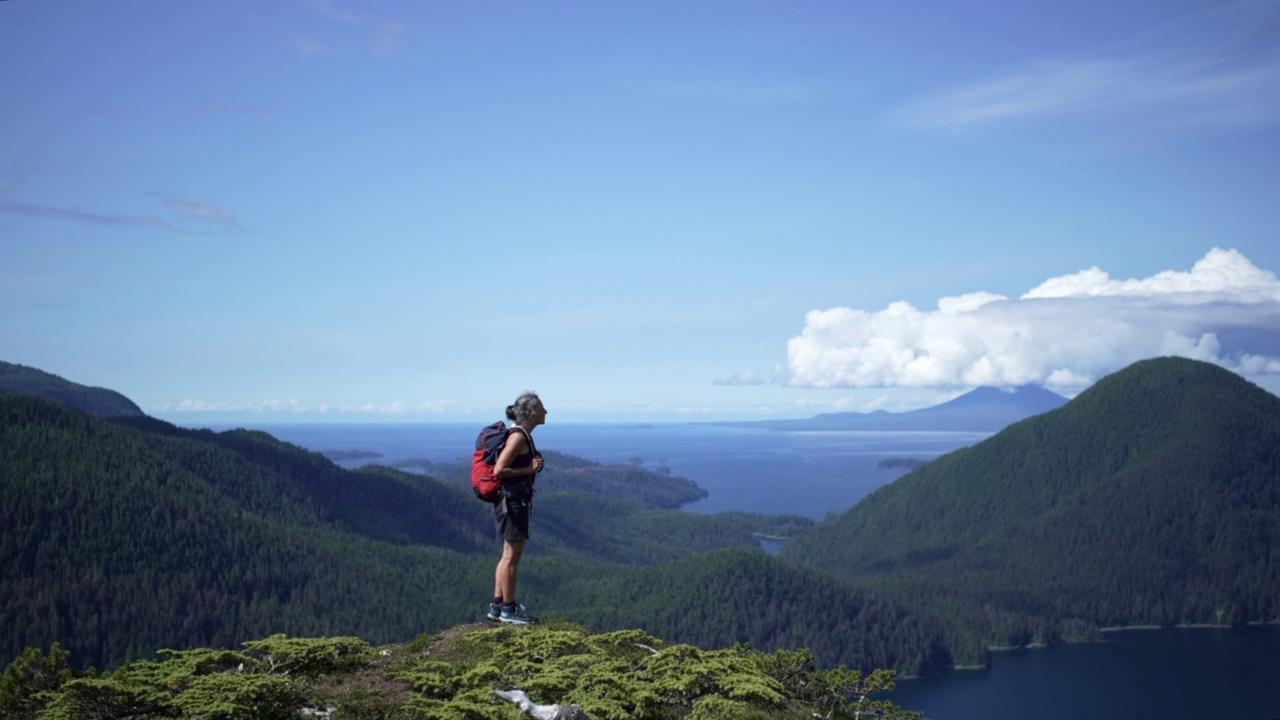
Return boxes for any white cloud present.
[938,291,1007,314]
[713,370,768,386]
[786,248,1280,393]
[1023,247,1279,300]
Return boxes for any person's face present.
[533,401,548,426]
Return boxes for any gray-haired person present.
[487,392,546,624]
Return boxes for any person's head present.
[506,392,546,427]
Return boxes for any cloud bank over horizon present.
[158,398,455,417]
[787,248,1280,393]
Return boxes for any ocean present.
[891,624,1280,720]
[234,421,989,520]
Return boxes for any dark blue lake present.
[212,421,1280,720]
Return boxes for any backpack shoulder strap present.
[507,425,537,455]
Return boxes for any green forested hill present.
[781,357,1280,643]
[543,548,986,673]
[1,393,498,669]
[1,391,965,676]
[0,360,144,417]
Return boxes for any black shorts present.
[494,493,531,542]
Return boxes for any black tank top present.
[503,426,538,497]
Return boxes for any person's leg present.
[492,495,535,623]
[496,539,524,603]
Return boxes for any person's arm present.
[493,431,534,480]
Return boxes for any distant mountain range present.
[713,384,1069,431]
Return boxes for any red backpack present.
[471,422,539,502]
[471,421,510,502]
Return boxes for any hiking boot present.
[498,604,538,625]
[489,602,527,622]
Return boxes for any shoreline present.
[904,623,1280,680]
[1098,620,1280,633]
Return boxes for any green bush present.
[2,626,922,720]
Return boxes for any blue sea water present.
[892,625,1280,720]
[236,421,988,520]
[211,421,1280,720]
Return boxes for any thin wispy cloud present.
[149,192,242,229]
[787,248,1280,393]
[161,398,455,415]
[292,0,406,57]
[0,200,176,231]
[900,54,1280,134]
[899,2,1280,136]
[1,193,242,232]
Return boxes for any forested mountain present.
[1,393,495,670]
[544,548,985,673]
[0,360,143,417]
[0,390,963,676]
[781,357,1280,644]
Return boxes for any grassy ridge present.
[0,623,924,720]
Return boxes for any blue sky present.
[2,0,1279,424]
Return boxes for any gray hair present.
[506,391,542,424]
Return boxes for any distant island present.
[707,384,1068,432]
[319,450,384,462]
[877,457,929,470]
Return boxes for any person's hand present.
[532,455,544,473]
